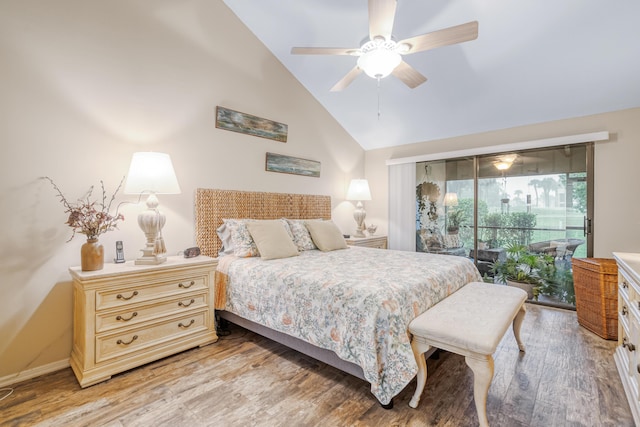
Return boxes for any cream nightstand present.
[69,255,218,387]
[345,235,388,249]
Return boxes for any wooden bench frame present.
[408,282,527,427]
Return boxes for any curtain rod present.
[385,131,609,166]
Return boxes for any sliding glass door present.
[416,143,593,309]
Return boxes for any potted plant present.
[446,208,465,234]
[490,244,554,300]
[45,176,125,271]
[537,263,576,305]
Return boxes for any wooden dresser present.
[69,256,218,387]
[345,235,388,249]
[613,252,640,425]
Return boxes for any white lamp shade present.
[346,179,372,201]
[124,152,181,194]
[443,192,459,207]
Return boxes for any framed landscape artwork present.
[216,106,288,142]
[265,152,321,178]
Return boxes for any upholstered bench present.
[408,282,527,427]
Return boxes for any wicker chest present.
[571,257,618,340]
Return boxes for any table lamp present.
[124,152,181,265]
[346,179,372,238]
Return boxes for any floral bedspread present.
[220,246,482,404]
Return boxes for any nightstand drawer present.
[96,310,209,363]
[96,292,208,333]
[345,235,387,249]
[96,275,207,311]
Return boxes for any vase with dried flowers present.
[45,176,125,271]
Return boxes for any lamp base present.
[134,254,167,265]
[135,193,168,266]
[353,229,366,238]
[353,201,367,238]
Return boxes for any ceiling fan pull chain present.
[377,76,382,120]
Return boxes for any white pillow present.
[443,234,461,249]
[304,220,348,252]
[246,220,299,260]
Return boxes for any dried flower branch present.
[44,176,126,242]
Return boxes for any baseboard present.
[0,359,70,388]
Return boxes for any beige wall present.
[0,1,364,383]
[3,0,639,387]
[365,107,640,258]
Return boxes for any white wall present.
[364,107,640,258]
[0,1,364,382]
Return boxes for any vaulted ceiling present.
[223,0,640,150]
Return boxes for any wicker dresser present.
[613,252,640,425]
[69,256,218,387]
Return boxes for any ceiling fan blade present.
[398,21,478,54]
[369,0,397,41]
[330,66,363,92]
[392,61,427,89]
[291,47,357,56]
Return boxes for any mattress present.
[217,246,482,404]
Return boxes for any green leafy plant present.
[446,208,465,233]
[480,211,536,248]
[491,243,576,305]
[491,244,555,300]
[538,264,576,305]
[416,182,441,230]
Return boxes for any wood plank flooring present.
[0,304,633,426]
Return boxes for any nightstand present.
[345,235,388,249]
[69,255,218,387]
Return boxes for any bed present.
[194,188,482,406]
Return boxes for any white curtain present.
[388,163,416,251]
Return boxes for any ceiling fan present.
[291,0,478,92]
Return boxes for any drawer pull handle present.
[117,335,138,346]
[178,281,195,289]
[178,319,195,328]
[623,280,629,289]
[622,306,628,316]
[117,291,139,301]
[623,337,636,352]
[178,299,195,308]
[116,312,138,322]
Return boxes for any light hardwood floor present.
[1,304,633,426]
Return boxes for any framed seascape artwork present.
[215,106,288,142]
[265,152,321,178]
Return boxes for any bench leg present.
[512,304,526,352]
[409,339,431,409]
[465,354,494,427]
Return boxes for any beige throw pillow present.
[246,220,299,260]
[305,220,348,252]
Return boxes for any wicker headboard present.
[195,188,332,257]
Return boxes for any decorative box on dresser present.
[613,252,640,425]
[69,255,218,387]
[345,235,388,249]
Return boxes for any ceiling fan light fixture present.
[493,154,518,171]
[493,161,512,171]
[357,45,401,78]
[397,43,411,53]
